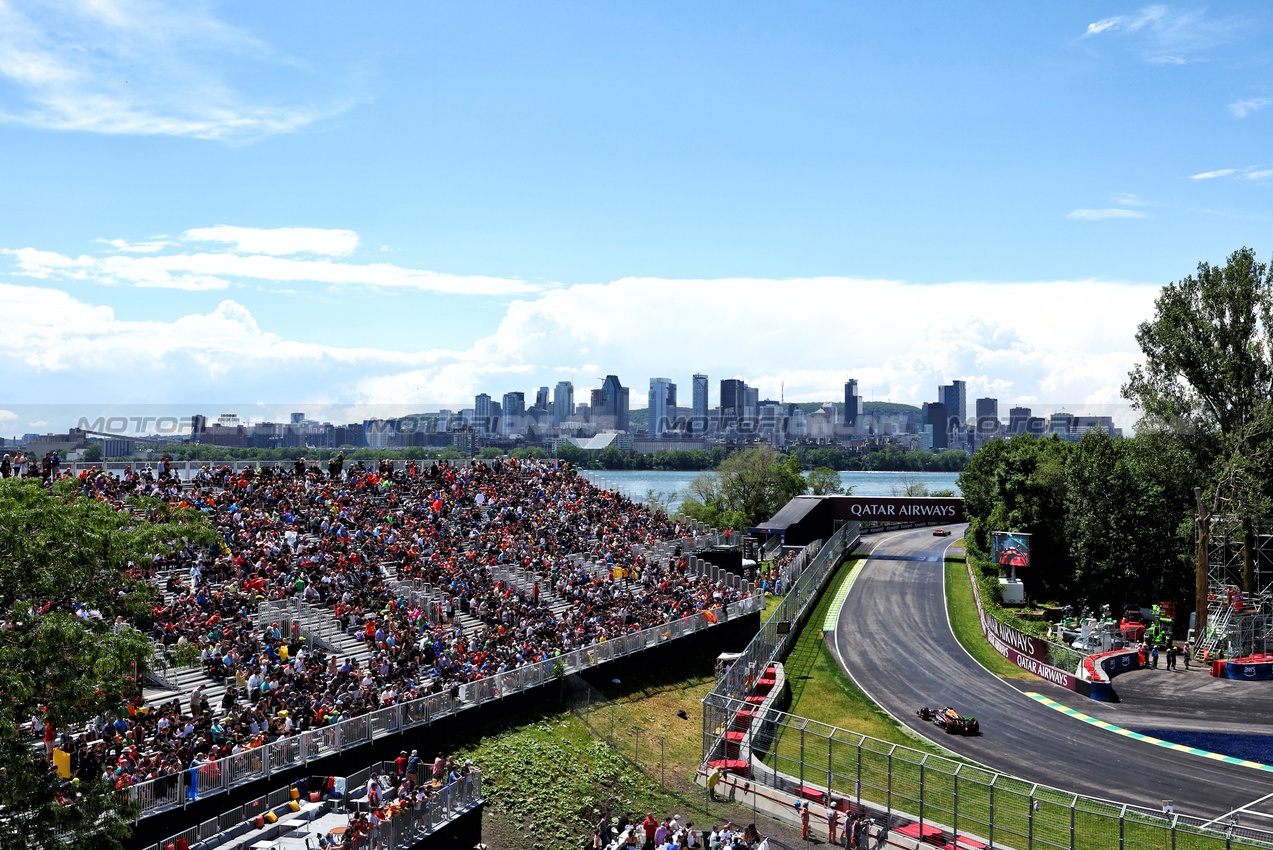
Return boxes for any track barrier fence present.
[566,675,669,790]
[702,694,1273,850]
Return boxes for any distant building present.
[926,401,949,449]
[290,412,305,424]
[1008,406,1031,435]
[648,377,677,437]
[744,386,759,423]
[975,397,999,445]
[938,381,967,437]
[843,379,863,430]
[535,386,550,411]
[502,392,525,437]
[552,381,574,428]
[594,375,630,431]
[692,373,709,435]
[474,394,492,435]
[720,379,746,429]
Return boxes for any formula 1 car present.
[932,528,951,537]
[916,706,980,735]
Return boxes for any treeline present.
[960,247,1273,628]
[958,431,1196,614]
[793,445,968,472]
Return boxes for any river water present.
[577,469,961,509]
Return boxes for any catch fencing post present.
[919,756,927,834]
[1070,794,1076,850]
[886,746,894,819]
[952,766,960,844]
[1028,784,1036,850]
[1119,804,1126,850]
[989,776,995,849]
[799,726,805,792]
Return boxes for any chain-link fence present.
[703,693,1273,850]
[566,675,669,789]
[711,521,860,703]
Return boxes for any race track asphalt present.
[830,525,1273,822]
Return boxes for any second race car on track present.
[917,706,980,735]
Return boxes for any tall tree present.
[1123,247,1273,625]
[0,479,215,850]
[1123,247,1273,439]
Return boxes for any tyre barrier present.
[1077,648,1142,701]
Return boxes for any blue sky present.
[1,2,1271,432]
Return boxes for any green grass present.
[944,554,1038,680]
[779,555,943,749]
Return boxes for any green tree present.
[1123,247,1273,443]
[81,443,103,462]
[554,444,592,467]
[0,479,216,849]
[678,447,808,529]
[806,466,844,495]
[477,447,506,459]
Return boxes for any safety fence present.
[139,767,481,850]
[566,675,670,790]
[702,693,1273,850]
[710,521,859,703]
[126,597,761,822]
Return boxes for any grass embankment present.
[944,545,1037,680]
[780,555,941,749]
[464,656,791,850]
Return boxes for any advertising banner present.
[1226,660,1273,681]
[965,557,1079,692]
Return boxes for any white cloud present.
[0,409,16,423]
[96,237,172,253]
[182,226,360,256]
[1084,17,1123,37]
[1067,208,1147,220]
[1243,169,1273,180]
[2,232,538,295]
[0,0,352,141]
[1230,98,1271,118]
[1190,169,1236,179]
[0,275,1159,415]
[1081,5,1237,64]
[1114,193,1145,206]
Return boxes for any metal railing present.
[703,694,1273,850]
[139,768,482,850]
[126,598,760,821]
[710,521,859,703]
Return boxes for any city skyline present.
[3,5,1271,427]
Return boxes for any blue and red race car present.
[917,706,980,735]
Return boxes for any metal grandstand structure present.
[1197,513,1273,659]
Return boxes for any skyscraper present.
[502,391,525,437]
[552,381,574,428]
[648,378,677,437]
[744,386,759,423]
[535,386,550,411]
[843,380,863,430]
[926,401,948,449]
[596,375,630,431]
[937,380,966,430]
[720,379,746,428]
[692,373,709,435]
[474,393,492,435]
[975,397,999,445]
[1008,406,1031,435]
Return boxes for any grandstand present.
[23,457,757,842]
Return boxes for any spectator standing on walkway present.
[828,802,839,844]
[1184,644,1191,670]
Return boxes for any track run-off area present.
[828,525,1273,826]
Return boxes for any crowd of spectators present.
[599,812,767,850]
[31,457,748,795]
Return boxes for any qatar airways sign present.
[826,497,965,523]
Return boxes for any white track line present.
[1199,791,1273,829]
